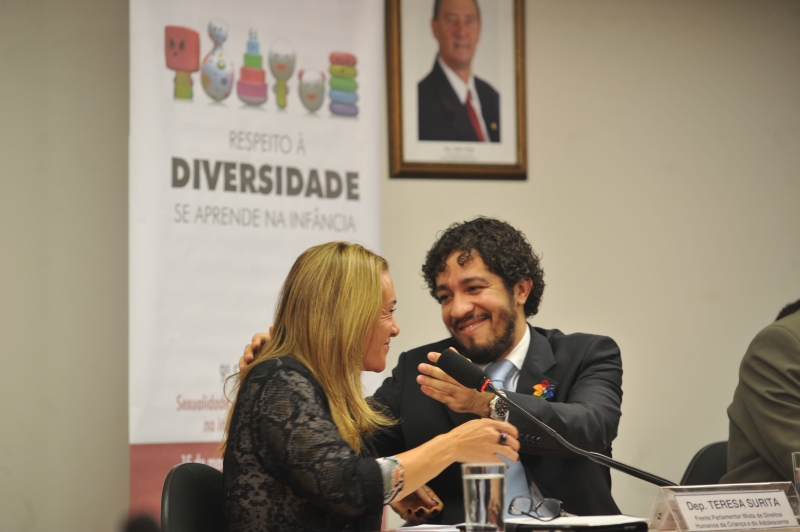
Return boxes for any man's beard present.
[452,303,517,365]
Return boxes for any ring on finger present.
[499,431,507,445]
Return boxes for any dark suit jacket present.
[372,325,623,524]
[721,310,800,484]
[418,58,500,142]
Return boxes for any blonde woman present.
[221,242,519,532]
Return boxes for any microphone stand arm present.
[488,384,677,488]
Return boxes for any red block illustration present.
[165,26,200,71]
[165,26,200,99]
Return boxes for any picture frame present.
[386,0,526,180]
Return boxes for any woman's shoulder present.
[247,356,319,388]
[243,356,330,415]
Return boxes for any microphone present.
[437,348,491,392]
[437,349,678,488]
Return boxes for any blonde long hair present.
[221,242,395,454]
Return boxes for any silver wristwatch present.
[489,391,509,421]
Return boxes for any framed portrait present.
[386,0,526,180]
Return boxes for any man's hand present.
[389,485,443,525]
[238,328,272,371]
[417,351,494,417]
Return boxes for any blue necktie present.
[486,358,516,392]
[485,359,532,517]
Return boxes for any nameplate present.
[674,490,798,531]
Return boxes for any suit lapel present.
[516,325,559,396]
[474,80,500,142]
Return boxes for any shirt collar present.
[437,55,478,106]
[504,324,530,371]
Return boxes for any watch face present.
[491,396,509,419]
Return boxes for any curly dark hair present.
[421,217,545,317]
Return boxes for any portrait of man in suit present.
[418,0,501,142]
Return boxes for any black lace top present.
[223,356,385,532]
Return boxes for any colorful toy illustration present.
[201,19,234,101]
[328,52,358,116]
[236,28,267,105]
[164,26,200,99]
[298,70,325,112]
[268,39,296,109]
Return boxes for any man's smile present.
[455,313,491,335]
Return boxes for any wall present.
[1,0,798,529]
[0,1,130,530]
[382,0,800,517]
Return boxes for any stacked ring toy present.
[237,28,267,105]
[328,52,358,116]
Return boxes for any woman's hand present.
[392,419,519,505]
[238,328,272,371]
[389,485,443,524]
[445,418,520,464]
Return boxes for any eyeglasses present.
[508,496,564,521]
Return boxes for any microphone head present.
[437,349,489,391]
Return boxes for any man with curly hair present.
[371,217,622,523]
[240,217,623,523]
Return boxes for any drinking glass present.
[462,463,505,532]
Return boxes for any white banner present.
[129,0,383,515]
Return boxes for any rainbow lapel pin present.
[533,380,555,400]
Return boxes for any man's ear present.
[431,17,441,43]
[514,278,533,306]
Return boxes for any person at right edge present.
[722,299,800,483]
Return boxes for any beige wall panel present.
[0,0,129,530]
